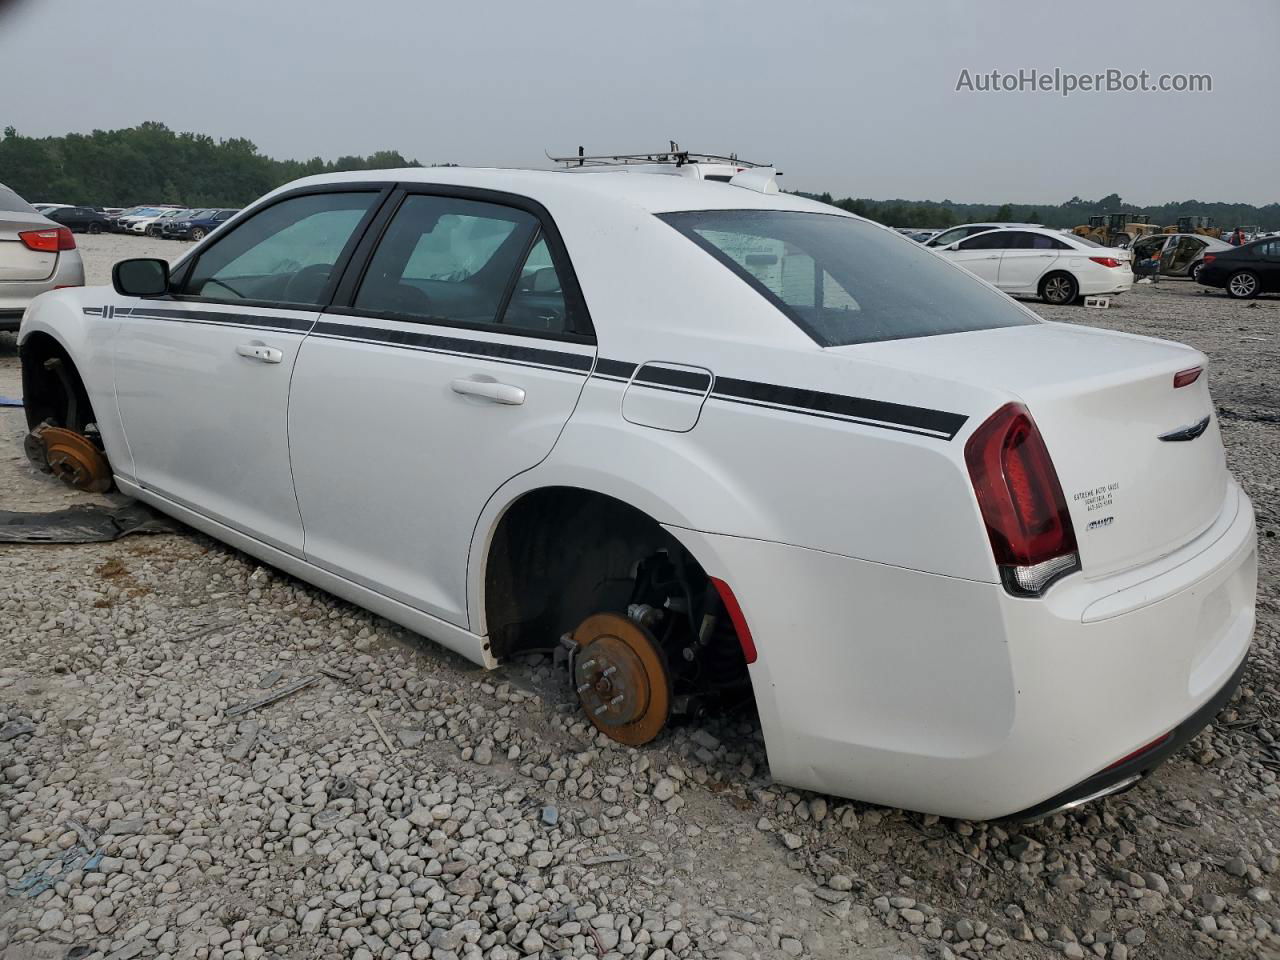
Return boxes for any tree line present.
[2,124,1275,231]
[0,122,429,207]
[800,191,1280,232]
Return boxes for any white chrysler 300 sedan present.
[18,168,1256,820]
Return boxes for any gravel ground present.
[1,237,1278,960]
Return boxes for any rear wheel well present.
[485,488,679,659]
[1039,270,1079,304]
[19,332,96,433]
[483,487,751,712]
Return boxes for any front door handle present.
[236,342,283,364]
[451,378,525,405]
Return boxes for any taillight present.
[965,403,1080,596]
[1202,254,1216,264]
[710,577,757,665]
[1089,256,1122,268]
[19,227,76,252]
[1173,366,1203,389]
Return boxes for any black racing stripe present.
[312,320,593,372]
[712,377,968,439]
[82,307,103,316]
[594,358,637,380]
[125,306,315,333]
[634,365,712,392]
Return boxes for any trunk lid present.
[0,210,58,282]
[838,321,1227,578]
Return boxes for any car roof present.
[963,226,1063,239]
[947,222,1042,230]
[258,166,849,218]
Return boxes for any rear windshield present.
[660,209,1037,346]
[0,184,38,214]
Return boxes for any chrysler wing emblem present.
[1158,415,1211,442]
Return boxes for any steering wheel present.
[203,277,247,298]
[282,263,333,304]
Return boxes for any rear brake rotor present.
[572,612,671,746]
[36,427,112,493]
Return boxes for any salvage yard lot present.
[2,234,1278,959]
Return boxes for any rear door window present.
[661,210,1036,346]
[958,231,1014,250]
[352,194,581,336]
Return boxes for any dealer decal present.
[1073,481,1120,517]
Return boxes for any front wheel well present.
[19,332,96,433]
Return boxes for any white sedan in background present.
[934,226,1133,304]
[17,167,1255,820]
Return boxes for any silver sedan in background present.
[0,183,85,331]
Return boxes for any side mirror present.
[113,258,169,297]
[946,242,960,251]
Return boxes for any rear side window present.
[661,210,1036,346]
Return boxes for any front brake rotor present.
[572,612,671,746]
[35,426,112,493]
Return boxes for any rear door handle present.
[236,342,283,364]
[451,378,525,405]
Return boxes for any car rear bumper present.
[1008,650,1248,820]
[670,479,1256,819]
[0,253,85,323]
[1079,270,1134,297]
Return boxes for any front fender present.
[19,287,134,482]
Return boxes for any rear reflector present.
[1173,366,1203,389]
[1089,256,1123,268]
[19,227,76,252]
[1104,732,1171,771]
[965,403,1080,596]
[710,577,757,664]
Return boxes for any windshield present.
[1071,234,1103,248]
[660,210,1037,347]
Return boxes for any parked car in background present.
[43,205,113,234]
[112,207,164,232]
[32,203,73,215]
[114,205,184,233]
[1196,237,1280,298]
[137,208,195,236]
[923,222,1043,248]
[161,208,239,241]
[0,182,84,331]
[1130,233,1233,282]
[15,167,1256,819]
[934,226,1132,304]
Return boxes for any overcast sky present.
[2,0,1277,205]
